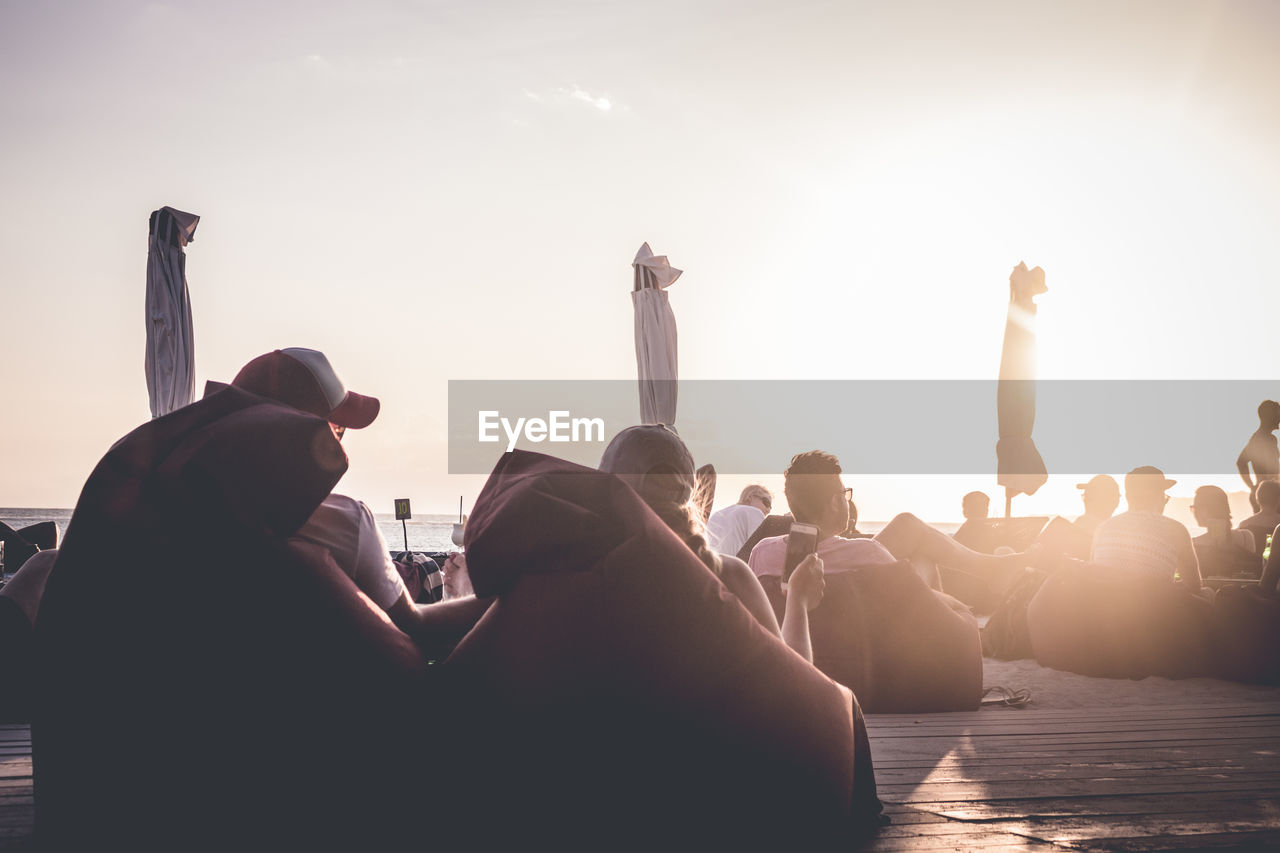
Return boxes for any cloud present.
[565,85,611,112]
[524,85,618,113]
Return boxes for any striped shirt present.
[1091,510,1189,580]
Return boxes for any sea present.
[1,507,464,558]
[2,507,955,566]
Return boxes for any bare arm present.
[387,592,493,659]
[718,556,783,640]
[1238,446,1257,493]
[1173,525,1208,598]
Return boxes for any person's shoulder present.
[719,554,756,583]
[747,535,786,570]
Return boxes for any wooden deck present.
[0,725,30,851]
[1,702,1277,849]
[865,702,1280,850]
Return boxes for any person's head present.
[1076,474,1121,520]
[1123,466,1176,514]
[599,424,720,573]
[1191,485,1232,529]
[1260,400,1280,430]
[1256,480,1280,513]
[961,491,990,521]
[231,348,380,441]
[783,450,850,537]
[737,484,773,515]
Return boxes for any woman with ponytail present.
[599,424,825,661]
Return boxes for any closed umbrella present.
[996,262,1049,516]
[145,206,200,418]
[631,242,682,426]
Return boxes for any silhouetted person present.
[1092,466,1208,598]
[842,499,872,539]
[1238,400,1280,513]
[1240,480,1280,559]
[599,426,824,660]
[748,451,1031,593]
[953,491,997,554]
[1191,485,1261,579]
[1031,474,1121,569]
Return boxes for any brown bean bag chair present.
[34,385,432,852]
[0,549,57,721]
[761,568,983,713]
[1026,563,1214,679]
[1209,585,1280,684]
[438,450,883,848]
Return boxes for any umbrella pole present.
[1005,488,1014,519]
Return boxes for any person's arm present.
[387,592,493,659]
[779,553,825,662]
[718,556,783,640]
[1239,442,1260,511]
[1173,524,1209,599]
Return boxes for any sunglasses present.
[331,424,346,441]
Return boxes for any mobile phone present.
[782,523,819,591]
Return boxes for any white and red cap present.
[231,347,380,429]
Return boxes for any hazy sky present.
[2,0,1278,523]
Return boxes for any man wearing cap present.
[1237,400,1280,513]
[1072,475,1121,541]
[1091,466,1206,596]
[227,348,489,650]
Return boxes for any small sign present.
[394,498,412,520]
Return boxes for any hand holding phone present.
[782,522,819,592]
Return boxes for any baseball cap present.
[599,424,696,506]
[1075,474,1120,497]
[1124,465,1176,495]
[231,348,380,429]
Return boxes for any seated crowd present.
[7,345,1280,848]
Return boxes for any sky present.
[2,0,1278,525]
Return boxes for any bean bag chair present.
[437,450,883,848]
[1209,585,1280,684]
[33,385,432,852]
[761,568,983,713]
[0,549,57,721]
[1026,563,1214,679]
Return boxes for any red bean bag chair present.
[761,568,983,713]
[438,450,883,848]
[1026,563,1214,679]
[33,385,432,852]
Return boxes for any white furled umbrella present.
[631,242,682,426]
[996,261,1049,516]
[145,206,200,418]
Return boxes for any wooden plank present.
[996,812,1280,844]
[865,712,1274,732]
[881,780,1280,804]
[921,792,1280,821]
[860,829,1065,850]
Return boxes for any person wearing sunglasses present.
[706,484,774,558]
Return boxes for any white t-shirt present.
[706,504,766,557]
[291,493,406,609]
[748,534,897,577]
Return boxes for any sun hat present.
[231,348,380,429]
